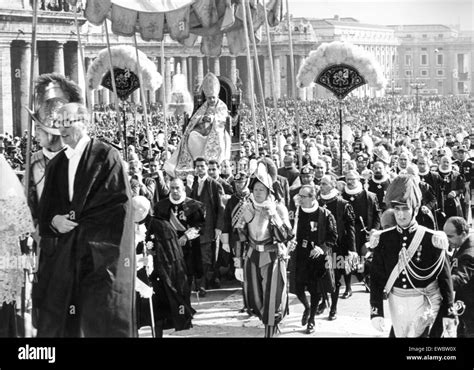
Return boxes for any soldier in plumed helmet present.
[370,174,457,337]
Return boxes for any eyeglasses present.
[299,194,312,198]
[52,117,88,128]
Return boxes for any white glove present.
[235,268,244,282]
[222,243,231,253]
[184,227,200,240]
[309,246,324,259]
[371,317,387,332]
[233,257,242,268]
[442,317,458,338]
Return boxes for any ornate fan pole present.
[161,40,168,156]
[315,64,367,175]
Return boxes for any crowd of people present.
[1,70,473,338]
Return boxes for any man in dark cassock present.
[35,103,136,337]
[318,175,356,320]
[278,155,300,187]
[453,145,473,220]
[141,209,197,337]
[367,160,391,213]
[289,185,338,334]
[370,174,457,337]
[341,170,381,296]
[154,178,205,289]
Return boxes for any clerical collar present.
[396,221,418,234]
[301,202,319,213]
[372,174,388,184]
[170,193,186,205]
[345,182,363,195]
[419,169,430,176]
[198,174,208,183]
[320,188,339,200]
[439,168,452,176]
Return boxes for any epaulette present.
[370,226,396,249]
[431,231,448,250]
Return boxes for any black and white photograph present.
[0,0,473,367]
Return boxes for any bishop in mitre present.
[164,72,231,178]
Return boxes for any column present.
[53,41,65,75]
[187,56,193,93]
[273,55,281,99]
[69,43,79,83]
[306,85,313,100]
[181,56,188,90]
[102,88,109,105]
[230,56,237,85]
[93,90,99,107]
[196,56,204,85]
[0,41,12,134]
[165,57,172,103]
[155,57,163,103]
[20,42,31,134]
[264,56,271,98]
[133,89,140,104]
[296,55,306,100]
[213,57,220,75]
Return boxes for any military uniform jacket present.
[370,224,454,319]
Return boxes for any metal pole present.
[73,4,89,109]
[24,0,39,198]
[104,22,126,160]
[245,0,272,154]
[241,0,259,153]
[285,0,302,169]
[133,33,153,161]
[161,41,168,156]
[339,100,343,176]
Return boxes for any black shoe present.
[328,310,337,321]
[211,278,221,289]
[306,320,315,334]
[316,301,327,316]
[342,290,352,299]
[301,308,310,326]
[198,287,207,297]
[363,277,371,292]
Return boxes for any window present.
[437,54,444,65]
[420,54,428,65]
[437,69,444,76]
[421,47,427,51]
[420,70,429,76]
[405,70,413,77]
[422,34,428,38]
[405,54,412,66]
[438,34,443,38]
[405,47,412,51]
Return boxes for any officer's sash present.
[231,198,246,229]
[383,226,427,299]
[169,210,186,233]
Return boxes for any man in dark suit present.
[444,216,474,337]
[190,157,225,295]
[278,155,300,187]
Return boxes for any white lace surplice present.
[0,154,35,304]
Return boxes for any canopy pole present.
[104,21,126,160]
[241,0,259,154]
[160,40,168,157]
[285,0,302,169]
[73,4,89,110]
[245,0,272,154]
[24,0,39,197]
[133,33,153,161]
[262,0,281,157]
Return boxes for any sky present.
[289,0,473,30]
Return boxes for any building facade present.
[0,2,472,135]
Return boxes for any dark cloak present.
[34,139,136,337]
[138,217,195,331]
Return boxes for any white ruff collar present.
[345,182,363,195]
[301,202,319,213]
[419,169,430,176]
[170,193,186,205]
[320,189,339,200]
[250,193,275,209]
[372,174,389,184]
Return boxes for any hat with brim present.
[24,106,61,135]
